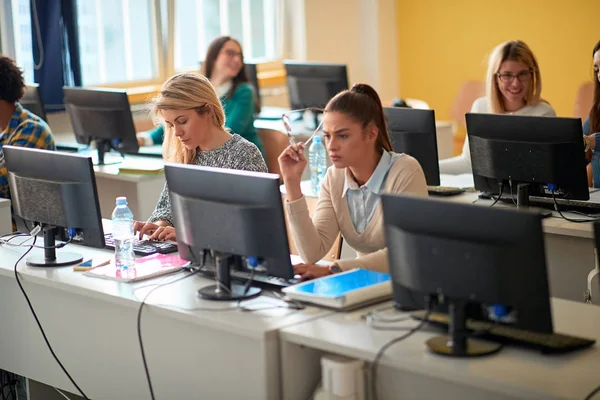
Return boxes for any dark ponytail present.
[324,83,393,152]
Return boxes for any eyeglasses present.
[281,108,324,149]
[496,70,532,83]
[222,49,242,59]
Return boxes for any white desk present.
[0,198,12,235]
[0,242,332,399]
[93,156,165,221]
[280,298,600,400]
[254,119,454,160]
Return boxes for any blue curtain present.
[30,0,82,112]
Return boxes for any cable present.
[489,183,504,207]
[370,308,431,400]
[585,384,600,400]
[508,180,517,205]
[137,269,204,400]
[53,387,73,400]
[13,236,90,399]
[30,0,45,70]
[552,191,600,223]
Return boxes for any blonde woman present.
[134,73,267,241]
[440,40,556,175]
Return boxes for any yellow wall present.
[397,0,600,122]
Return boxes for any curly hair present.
[0,55,25,103]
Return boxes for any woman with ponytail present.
[278,83,428,279]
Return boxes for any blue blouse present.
[583,118,600,187]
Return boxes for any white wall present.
[295,0,399,101]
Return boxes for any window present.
[76,0,157,85]
[10,0,34,83]
[174,0,280,71]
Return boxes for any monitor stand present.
[92,139,124,166]
[26,225,83,267]
[516,183,552,218]
[198,252,262,301]
[426,299,502,357]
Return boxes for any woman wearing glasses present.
[278,83,428,279]
[138,36,264,156]
[133,73,266,241]
[584,40,600,187]
[439,40,555,175]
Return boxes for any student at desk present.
[137,36,264,156]
[278,83,428,279]
[439,40,555,175]
[0,55,55,229]
[583,40,600,187]
[133,73,266,241]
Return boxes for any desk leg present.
[280,340,322,400]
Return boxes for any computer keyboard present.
[104,233,178,256]
[412,310,595,354]
[199,266,301,288]
[427,186,466,196]
[529,196,600,211]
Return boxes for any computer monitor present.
[165,164,294,301]
[383,107,440,186]
[63,87,139,165]
[382,193,552,357]
[4,146,105,267]
[466,113,589,206]
[284,61,348,127]
[21,84,47,122]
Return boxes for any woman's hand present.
[147,226,176,241]
[293,263,331,280]
[278,143,307,185]
[133,220,171,240]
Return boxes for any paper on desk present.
[290,254,333,267]
[439,173,475,189]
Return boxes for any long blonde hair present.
[485,40,543,114]
[149,73,226,164]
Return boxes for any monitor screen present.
[165,163,293,300]
[4,146,105,267]
[284,61,348,110]
[383,107,440,186]
[63,87,139,165]
[382,193,552,356]
[466,113,589,201]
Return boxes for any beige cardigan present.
[285,154,428,272]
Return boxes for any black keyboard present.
[104,233,178,256]
[427,186,466,196]
[413,310,595,354]
[199,265,301,288]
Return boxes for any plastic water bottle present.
[112,196,135,270]
[309,136,327,195]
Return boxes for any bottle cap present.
[116,196,128,206]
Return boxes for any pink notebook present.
[84,253,190,283]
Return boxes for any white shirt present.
[343,150,402,233]
[438,97,556,175]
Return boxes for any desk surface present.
[0,241,329,340]
[280,298,600,400]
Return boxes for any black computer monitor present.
[466,113,589,205]
[165,164,294,301]
[383,107,440,186]
[21,84,47,122]
[4,146,105,267]
[284,61,348,127]
[382,194,552,357]
[63,87,139,165]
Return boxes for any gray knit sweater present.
[149,134,267,226]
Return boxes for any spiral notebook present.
[84,253,189,283]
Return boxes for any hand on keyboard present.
[133,220,176,241]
